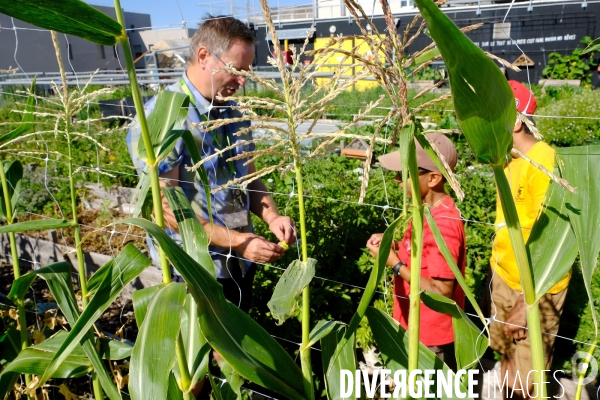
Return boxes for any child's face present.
[394,169,431,199]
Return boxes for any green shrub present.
[542,36,598,86]
[537,88,600,147]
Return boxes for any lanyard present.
[179,78,236,176]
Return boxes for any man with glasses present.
[127,16,295,312]
[366,133,465,370]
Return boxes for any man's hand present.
[233,232,285,263]
[268,215,297,245]
[504,294,528,341]
[366,233,400,267]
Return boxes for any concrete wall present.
[0,5,150,73]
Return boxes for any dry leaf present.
[59,383,81,400]
[32,330,46,345]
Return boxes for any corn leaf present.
[328,215,409,372]
[0,218,75,234]
[421,291,488,370]
[0,160,22,221]
[7,262,121,399]
[410,48,440,68]
[0,330,21,398]
[120,218,306,400]
[39,244,150,386]
[131,166,151,219]
[99,338,133,360]
[132,284,163,327]
[0,77,36,144]
[130,282,187,400]
[304,320,345,350]
[177,293,210,392]
[583,37,600,54]
[208,372,226,400]
[181,130,213,225]
[268,258,317,325]
[138,91,189,164]
[167,372,184,400]
[0,0,121,45]
[365,307,473,400]
[413,0,514,165]
[321,324,356,400]
[220,360,245,400]
[162,186,215,277]
[2,347,92,378]
[526,173,577,301]
[558,146,600,333]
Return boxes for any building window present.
[99,45,106,59]
[68,44,73,60]
[493,22,511,40]
[134,44,143,58]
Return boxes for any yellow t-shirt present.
[491,141,571,294]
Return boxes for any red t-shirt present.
[392,196,466,346]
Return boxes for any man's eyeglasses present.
[393,168,430,183]
[209,50,227,67]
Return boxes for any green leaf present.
[0,160,22,222]
[329,215,409,372]
[527,174,577,301]
[162,186,216,277]
[0,77,37,145]
[208,372,225,400]
[179,294,210,390]
[181,130,213,225]
[0,218,75,234]
[0,0,121,46]
[424,208,487,327]
[557,146,600,333]
[130,282,187,400]
[3,347,92,378]
[321,324,356,400]
[99,338,133,360]
[583,37,600,54]
[411,48,441,68]
[131,166,152,219]
[267,258,316,325]
[220,360,244,400]
[132,284,163,327]
[304,320,345,351]
[167,372,185,400]
[413,0,515,165]
[365,307,473,400]
[0,330,21,399]
[39,244,151,385]
[30,264,122,400]
[119,218,306,400]
[138,91,189,164]
[421,291,488,370]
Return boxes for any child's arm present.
[392,263,454,298]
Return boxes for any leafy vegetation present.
[542,36,598,86]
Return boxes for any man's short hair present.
[189,15,256,64]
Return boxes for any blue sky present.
[87,0,305,29]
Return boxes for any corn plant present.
[410,0,600,397]
[0,78,36,398]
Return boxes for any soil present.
[17,208,147,255]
